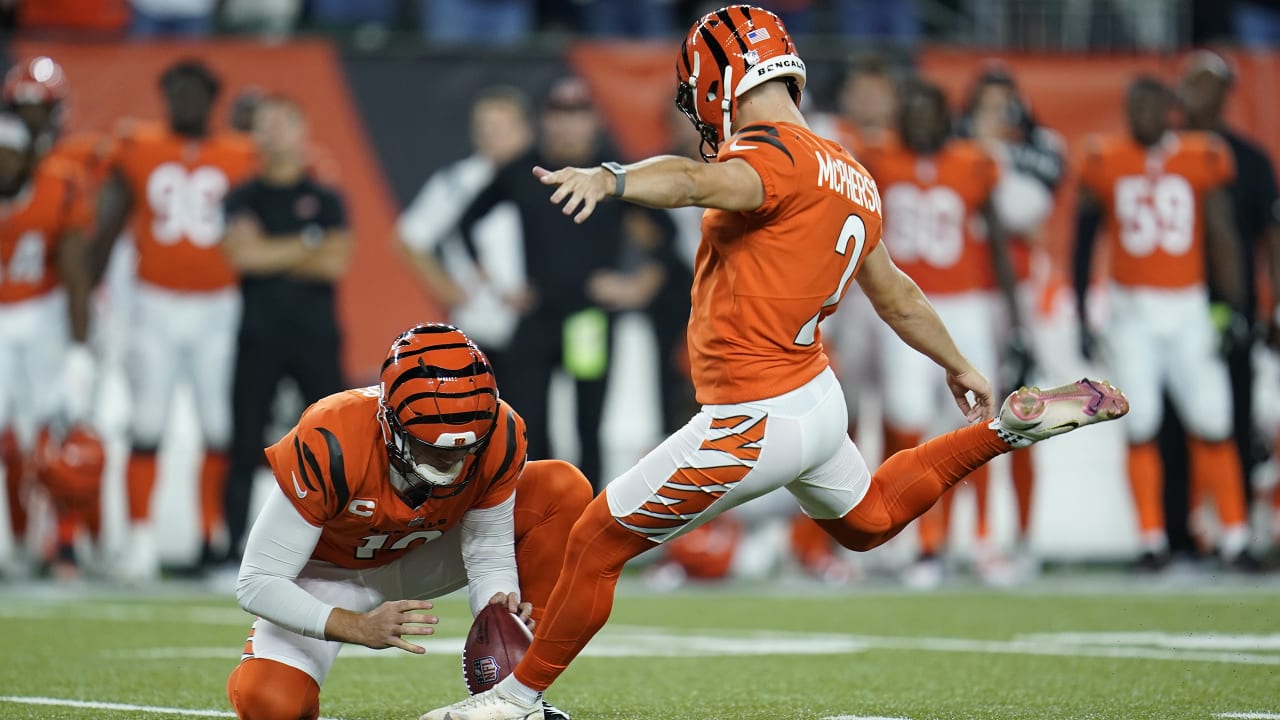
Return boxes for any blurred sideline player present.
[959,64,1067,582]
[225,324,583,720]
[421,7,1127,719]
[1179,51,1280,564]
[0,112,101,577]
[398,85,534,369]
[86,59,258,581]
[862,79,1025,588]
[1073,77,1251,569]
[787,52,903,582]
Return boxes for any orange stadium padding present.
[12,39,434,383]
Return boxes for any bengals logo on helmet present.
[676,4,805,160]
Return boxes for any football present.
[462,604,533,694]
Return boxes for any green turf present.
[1,578,1277,719]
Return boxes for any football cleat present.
[418,687,544,720]
[990,378,1129,448]
[540,700,571,720]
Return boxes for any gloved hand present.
[1209,302,1254,357]
[1003,329,1037,392]
[61,343,97,425]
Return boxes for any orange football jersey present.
[109,123,258,292]
[1079,131,1233,290]
[263,388,528,570]
[0,160,88,304]
[866,139,1000,296]
[689,121,883,405]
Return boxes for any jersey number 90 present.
[146,162,230,248]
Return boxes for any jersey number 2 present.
[794,214,867,346]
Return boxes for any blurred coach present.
[219,94,351,568]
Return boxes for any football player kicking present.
[225,324,586,720]
[420,6,1129,720]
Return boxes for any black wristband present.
[602,161,626,198]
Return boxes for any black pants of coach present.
[501,306,614,495]
[223,322,344,561]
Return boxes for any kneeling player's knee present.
[522,460,594,512]
[227,659,320,720]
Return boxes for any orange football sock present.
[126,452,158,522]
[226,658,319,720]
[54,510,78,549]
[512,460,593,622]
[1010,448,1035,536]
[883,426,920,461]
[515,492,655,691]
[790,513,837,569]
[915,491,952,556]
[1127,442,1164,541]
[818,423,1010,551]
[4,450,27,539]
[971,465,991,542]
[1188,437,1248,528]
[200,452,229,542]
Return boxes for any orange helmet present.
[378,323,499,504]
[676,5,804,160]
[4,56,68,107]
[35,425,105,509]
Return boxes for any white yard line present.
[0,695,348,720]
[1217,714,1280,719]
[821,716,913,720]
[104,626,1280,666]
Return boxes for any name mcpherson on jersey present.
[816,150,881,214]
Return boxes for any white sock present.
[496,675,542,708]
[1140,532,1168,554]
[1219,524,1249,560]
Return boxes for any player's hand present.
[946,368,995,423]
[488,592,535,630]
[1210,302,1254,357]
[351,600,438,654]
[534,165,613,224]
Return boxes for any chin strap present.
[720,64,734,150]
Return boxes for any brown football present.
[462,604,533,694]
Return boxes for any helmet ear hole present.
[706,80,719,103]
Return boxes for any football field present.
[1,575,1277,720]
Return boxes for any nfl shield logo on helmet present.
[472,656,500,686]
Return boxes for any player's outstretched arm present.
[856,243,994,421]
[534,155,763,224]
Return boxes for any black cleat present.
[1132,550,1171,573]
[541,700,571,720]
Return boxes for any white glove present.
[62,343,97,425]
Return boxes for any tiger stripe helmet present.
[378,323,498,502]
[676,4,805,160]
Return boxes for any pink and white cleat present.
[990,378,1129,448]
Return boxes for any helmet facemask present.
[380,401,493,506]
